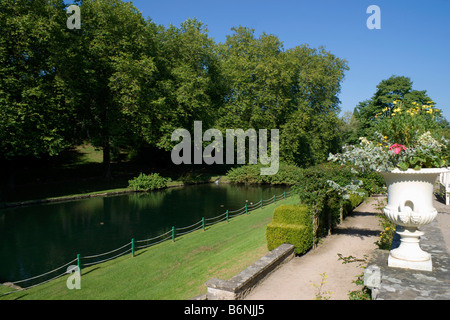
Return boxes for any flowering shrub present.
[374,99,443,146]
[328,131,448,172]
[389,143,406,155]
[373,198,395,250]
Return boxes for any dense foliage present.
[227,162,382,248]
[352,76,446,141]
[341,75,449,148]
[0,0,72,159]
[293,163,357,243]
[1,0,348,181]
[329,131,448,172]
[226,163,303,185]
[128,172,169,191]
[266,204,313,254]
[334,75,449,172]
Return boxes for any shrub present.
[226,163,303,185]
[293,163,354,240]
[374,198,396,250]
[226,164,262,184]
[342,193,364,216]
[357,171,385,195]
[128,173,169,191]
[348,193,364,208]
[266,204,313,255]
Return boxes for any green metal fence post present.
[260,198,263,208]
[245,203,248,214]
[226,210,229,222]
[283,191,286,199]
[77,254,81,275]
[202,217,205,231]
[172,226,175,242]
[131,238,135,257]
[273,195,275,203]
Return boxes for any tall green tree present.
[217,26,292,130]
[218,28,348,166]
[0,0,71,188]
[62,0,156,178]
[147,18,225,151]
[280,45,348,166]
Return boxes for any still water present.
[0,183,289,284]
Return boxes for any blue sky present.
[128,0,450,120]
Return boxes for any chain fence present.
[1,189,292,296]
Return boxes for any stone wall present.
[205,243,294,300]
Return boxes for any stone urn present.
[381,168,448,271]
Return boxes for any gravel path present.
[245,198,384,300]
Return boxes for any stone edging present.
[203,243,294,300]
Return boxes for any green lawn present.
[1,196,298,300]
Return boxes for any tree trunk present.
[103,138,112,180]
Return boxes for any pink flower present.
[389,143,407,155]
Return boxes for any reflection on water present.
[0,183,289,283]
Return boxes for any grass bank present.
[0,196,298,300]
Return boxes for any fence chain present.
[4,189,291,294]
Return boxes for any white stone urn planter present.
[381,167,448,271]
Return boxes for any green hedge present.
[266,204,313,255]
[344,193,364,215]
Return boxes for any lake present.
[0,183,290,286]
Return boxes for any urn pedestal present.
[381,168,448,271]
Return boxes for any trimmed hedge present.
[266,204,313,255]
[343,193,364,215]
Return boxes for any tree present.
[0,0,72,189]
[354,75,437,141]
[217,26,292,131]
[218,29,348,167]
[146,19,225,152]
[61,0,156,178]
[280,45,348,166]
[338,110,360,145]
